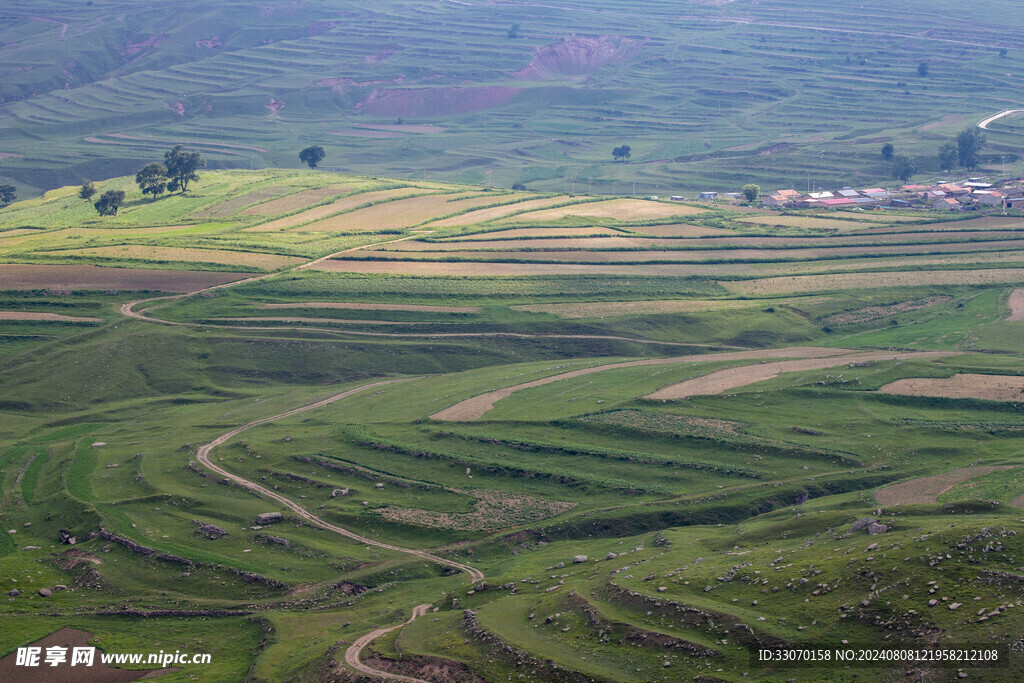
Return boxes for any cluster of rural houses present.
[756,179,1024,211]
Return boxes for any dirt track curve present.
[344,604,433,682]
[194,380,482,680]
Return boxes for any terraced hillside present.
[2,171,1024,680]
[2,0,1024,197]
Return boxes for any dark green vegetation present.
[2,171,1024,680]
[2,0,1024,199]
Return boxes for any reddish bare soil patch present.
[193,187,291,218]
[0,311,102,322]
[314,260,753,277]
[264,302,480,313]
[0,628,157,681]
[432,347,858,421]
[512,36,641,80]
[878,374,1024,401]
[444,227,622,239]
[245,188,431,232]
[241,187,350,216]
[377,236,639,251]
[0,265,254,292]
[861,216,1024,233]
[502,198,707,222]
[628,223,732,237]
[875,466,1012,506]
[1007,289,1024,320]
[357,86,521,117]
[646,350,955,400]
[48,246,303,270]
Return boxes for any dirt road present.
[344,604,433,682]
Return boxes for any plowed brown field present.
[0,264,254,291]
[264,302,480,313]
[241,187,350,215]
[0,311,103,322]
[723,269,1024,295]
[46,246,303,269]
[874,466,1013,505]
[878,374,1024,401]
[499,198,706,222]
[424,196,574,227]
[295,193,505,232]
[1008,289,1024,320]
[244,188,432,232]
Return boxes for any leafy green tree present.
[956,128,985,170]
[917,61,929,77]
[299,145,326,169]
[135,163,169,199]
[507,23,520,38]
[937,142,958,173]
[511,182,527,191]
[94,190,125,216]
[612,144,631,161]
[79,180,96,200]
[0,184,15,207]
[164,145,205,192]
[741,183,760,203]
[891,154,916,182]
[881,143,894,161]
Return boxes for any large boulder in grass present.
[255,512,282,525]
[850,517,876,533]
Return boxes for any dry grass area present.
[424,196,574,227]
[245,188,432,232]
[193,186,291,218]
[723,269,1024,295]
[0,264,253,291]
[444,227,623,240]
[0,228,42,239]
[375,490,575,530]
[264,302,480,313]
[210,317,422,325]
[511,299,763,318]
[861,216,1024,233]
[47,245,304,269]
[758,251,1024,278]
[874,466,1013,506]
[499,198,707,223]
[432,347,858,421]
[739,216,881,230]
[626,223,733,237]
[315,259,753,276]
[582,410,744,438]
[878,374,1024,401]
[1007,289,1024,320]
[295,192,505,232]
[375,236,640,251]
[0,311,103,322]
[646,350,955,400]
[241,187,350,215]
[820,296,952,326]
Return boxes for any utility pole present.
[588,176,592,194]
[633,178,637,195]
[570,176,576,194]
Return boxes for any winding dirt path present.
[344,604,433,683]
[194,380,483,680]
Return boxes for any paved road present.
[978,109,1024,130]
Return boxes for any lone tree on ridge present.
[881,143,894,161]
[612,144,631,161]
[94,190,125,216]
[299,145,326,169]
[0,184,15,207]
[79,180,96,200]
[741,183,760,203]
[135,163,169,199]
[164,145,205,193]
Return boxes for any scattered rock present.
[54,585,67,591]
[929,599,939,607]
[374,482,384,489]
[282,436,293,442]
[38,588,52,597]
[851,517,876,532]
[555,562,565,569]
[193,520,228,540]
[91,442,106,447]
[332,488,349,498]
[8,590,19,597]
[572,555,588,564]
[867,523,889,535]
[606,552,617,560]
[255,513,282,525]
[58,529,77,545]
[949,602,962,610]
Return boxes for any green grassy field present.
[2,169,1024,680]
[2,0,1024,201]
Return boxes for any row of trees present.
[77,145,206,216]
[884,128,987,182]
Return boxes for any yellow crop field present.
[47,245,305,269]
[424,196,574,227]
[444,227,623,240]
[240,187,351,215]
[314,259,754,277]
[627,223,733,237]
[245,188,434,232]
[294,192,512,232]
[499,198,708,222]
[738,215,882,230]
